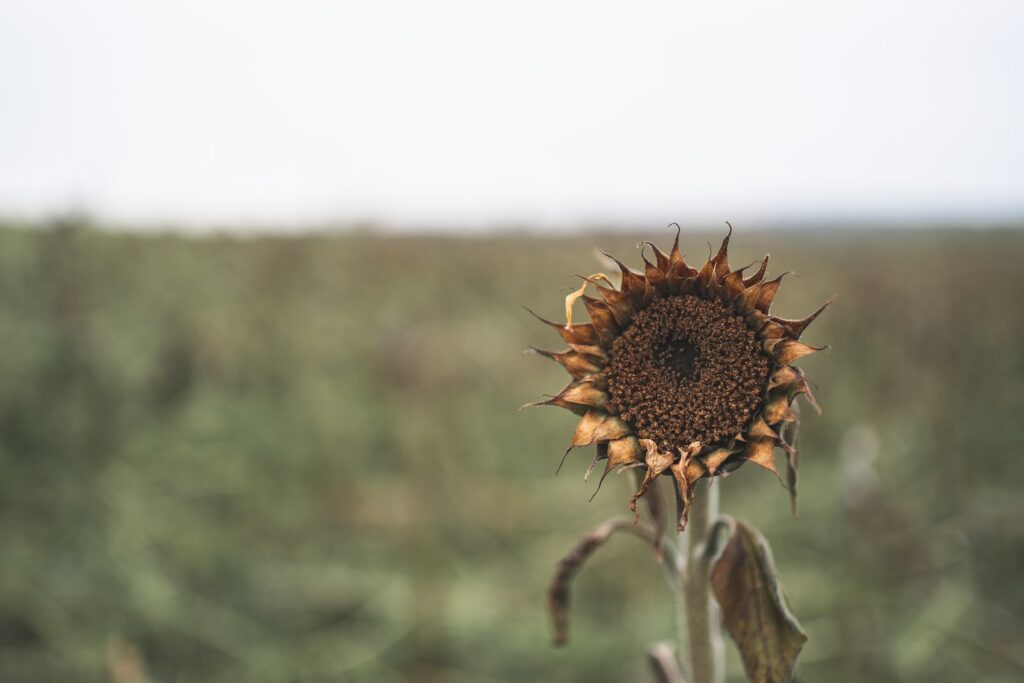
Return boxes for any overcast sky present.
[1,0,1022,230]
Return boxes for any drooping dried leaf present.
[710,519,808,683]
[548,517,656,646]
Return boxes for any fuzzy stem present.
[681,479,725,683]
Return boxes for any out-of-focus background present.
[2,2,1023,682]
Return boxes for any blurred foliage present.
[0,220,1022,683]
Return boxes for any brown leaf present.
[711,519,808,683]
[548,517,656,646]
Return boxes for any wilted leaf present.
[548,517,657,646]
[710,518,807,683]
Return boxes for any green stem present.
[681,479,724,683]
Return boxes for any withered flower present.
[527,226,829,530]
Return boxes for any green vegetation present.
[0,221,1022,682]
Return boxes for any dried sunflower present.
[527,226,829,530]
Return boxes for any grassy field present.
[0,221,1022,682]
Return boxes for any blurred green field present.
[1,221,1022,683]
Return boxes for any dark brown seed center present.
[606,294,770,452]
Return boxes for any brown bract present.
[526,227,829,530]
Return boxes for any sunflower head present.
[526,226,829,530]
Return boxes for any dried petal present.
[581,296,621,347]
[781,415,801,516]
[744,438,778,473]
[523,306,601,347]
[629,439,675,518]
[743,254,770,286]
[761,393,795,425]
[591,280,636,327]
[593,414,632,442]
[602,250,654,308]
[772,340,826,366]
[607,435,643,467]
[639,241,670,293]
[519,395,588,416]
[755,272,791,314]
[712,224,733,280]
[528,347,603,379]
[564,273,613,328]
[703,447,737,475]
[558,380,608,408]
[771,297,834,340]
[569,409,609,449]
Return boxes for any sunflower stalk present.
[679,478,725,683]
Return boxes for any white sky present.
[1,0,1022,230]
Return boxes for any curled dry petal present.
[520,395,588,416]
[744,438,778,473]
[607,435,643,467]
[557,380,608,408]
[755,272,790,313]
[563,273,613,328]
[529,347,603,379]
[743,254,770,287]
[629,439,675,518]
[735,281,764,314]
[523,306,601,347]
[771,297,834,340]
[781,415,801,515]
[712,224,733,280]
[761,394,795,426]
[772,340,827,366]
[570,409,609,449]
[639,241,670,292]
[667,442,704,531]
[703,447,737,475]
[581,296,620,347]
